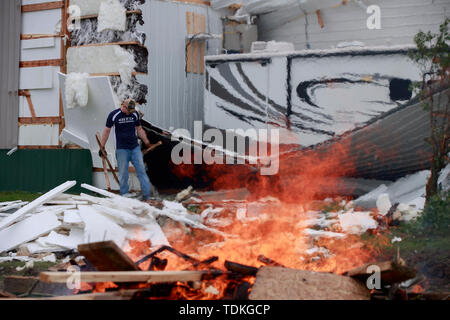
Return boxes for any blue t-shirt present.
[106,108,141,150]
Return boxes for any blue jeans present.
[116,146,151,200]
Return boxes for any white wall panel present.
[19,66,54,90]
[20,38,60,61]
[18,124,60,146]
[21,9,61,35]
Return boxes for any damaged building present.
[0,0,449,193]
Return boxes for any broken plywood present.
[249,267,370,300]
[77,241,140,271]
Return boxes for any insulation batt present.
[98,0,127,32]
[67,45,136,84]
[70,14,145,46]
[65,72,89,109]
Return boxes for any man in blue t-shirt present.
[100,99,152,201]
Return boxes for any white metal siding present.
[0,0,22,149]
[258,0,450,50]
[139,0,222,135]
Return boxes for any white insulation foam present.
[67,45,136,82]
[98,0,126,32]
[65,72,89,109]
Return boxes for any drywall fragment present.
[98,0,126,32]
[0,212,62,253]
[0,181,76,231]
[0,201,22,207]
[303,228,346,239]
[63,210,84,226]
[65,72,89,109]
[0,202,28,213]
[41,230,84,250]
[338,211,377,234]
[23,242,66,254]
[376,193,392,216]
[127,220,170,247]
[93,204,144,225]
[78,205,127,248]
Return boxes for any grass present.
[0,191,42,203]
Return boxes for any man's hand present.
[98,149,107,158]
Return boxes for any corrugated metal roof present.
[0,0,21,149]
[139,0,222,135]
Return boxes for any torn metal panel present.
[204,46,422,147]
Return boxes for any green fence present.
[0,149,92,194]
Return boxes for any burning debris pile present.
[2,163,448,299]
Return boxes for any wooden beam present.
[89,71,146,77]
[172,0,210,6]
[21,34,62,40]
[72,41,147,49]
[192,13,201,74]
[199,14,206,75]
[186,12,194,72]
[20,59,63,68]
[343,260,417,285]
[22,1,64,12]
[316,10,324,28]
[40,270,218,284]
[18,146,62,150]
[80,10,142,20]
[19,117,62,125]
[19,90,37,119]
[93,167,136,173]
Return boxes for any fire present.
[122,140,388,299]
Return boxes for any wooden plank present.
[77,241,140,272]
[173,0,210,6]
[18,90,37,119]
[73,41,146,49]
[96,132,120,185]
[343,260,417,285]
[18,117,62,125]
[192,13,201,74]
[186,12,193,73]
[199,14,206,75]
[18,146,62,150]
[20,59,63,68]
[316,10,324,28]
[0,181,76,231]
[22,1,64,12]
[40,270,214,284]
[21,34,62,40]
[4,276,74,297]
[89,71,146,77]
[249,267,370,300]
[80,10,142,20]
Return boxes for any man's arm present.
[101,127,111,149]
[137,126,151,148]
